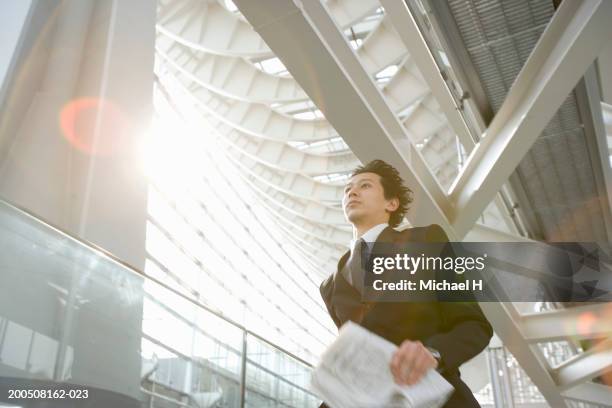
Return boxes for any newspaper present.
[311,322,453,408]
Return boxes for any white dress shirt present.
[350,223,389,254]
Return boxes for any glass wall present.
[0,198,320,407]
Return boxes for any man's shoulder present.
[321,249,350,289]
[319,274,335,304]
[320,273,333,288]
[394,223,449,243]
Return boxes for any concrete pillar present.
[0,0,156,405]
[0,0,155,270]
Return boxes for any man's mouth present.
[346,201,360,208]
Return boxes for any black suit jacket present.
[319,224,493,408]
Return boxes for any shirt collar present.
[350,223,388,250]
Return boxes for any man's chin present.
[345,211,364,224]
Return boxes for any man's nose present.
[346,187,358,197]
[346,188,357,201]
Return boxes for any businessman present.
[319,160,493,407]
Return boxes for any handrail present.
[142,333,318,398]
[0,195,315,371]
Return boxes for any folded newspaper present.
[311,322,453,408]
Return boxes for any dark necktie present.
[343,238,369,293]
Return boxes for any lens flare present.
[576,311,597,337]
[59,98,129,155]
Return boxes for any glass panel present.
[245,335,320,408]
[0,198,315,408]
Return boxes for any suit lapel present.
[333,249,359,298]
[335,250,350,275]
[369,225,397,258]
[328,226,401,325]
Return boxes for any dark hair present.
[351,159,413,227]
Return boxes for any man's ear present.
[386,197,400,213]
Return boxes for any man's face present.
[342,172,399,226]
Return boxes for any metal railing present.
[0,197,320,408]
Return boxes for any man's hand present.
[390,340,438,385]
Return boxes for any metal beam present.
[156,32,308,103]
[381,1,531,240]
[575,66,612,244]
[604,102,612,134]
[562,382,612,407]
[553,337,612,390]
[379,0,475,151]
[422,0,493,126]
[521,303,612,342]
[233,0,455,236]
[478,302,569,407]
[463,223,532,243]
[598,42,612,104]
[449,0,612,237]
[507,172,546,240]
[157,0,272,58]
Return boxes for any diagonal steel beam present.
[379,0,533,239]
[562,382,612,407]
[478,302,569,407]
[464,223,533,243]
[521,303,612,342]
[448,0,612,237]
[553,336,612,390]
[575,66,612,244]
[378,0,475,151]
[460,226,584,406]
[233,0,455,236]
